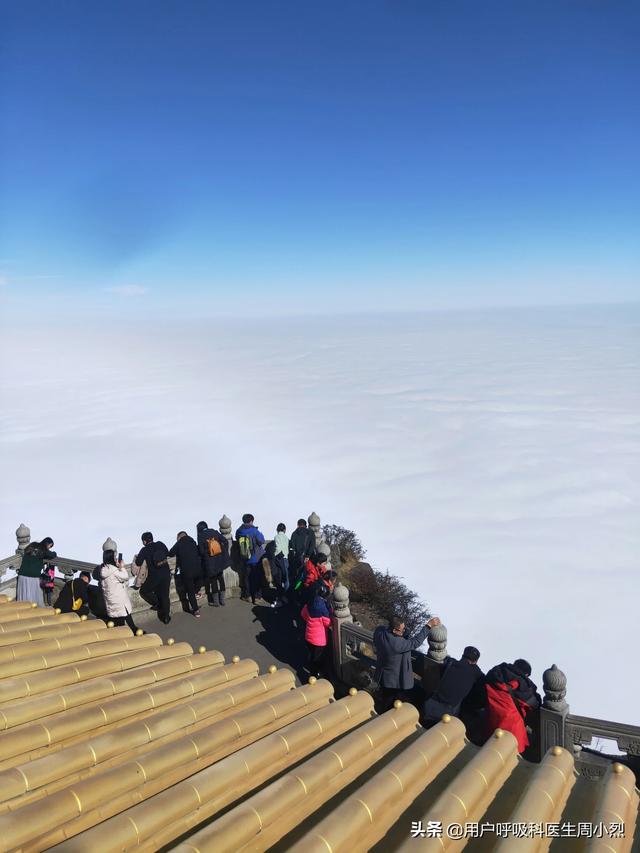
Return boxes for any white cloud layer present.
[1,305,638,722]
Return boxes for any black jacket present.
[373,624,430,690]
[135,541,170,575]
[54,578,90,614]
[432,657,484,709]
[289,528,316,567]
[196,523,229,577]
[485,662,541,709]
[168,535,201,578]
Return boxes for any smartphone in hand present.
[118,552,123,562]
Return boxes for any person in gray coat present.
[373,613,441,711]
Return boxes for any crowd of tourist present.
[15,518,541,753]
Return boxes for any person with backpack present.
[169,531,203,617]
[16,537,57,606]
[54,571,91,616]
[135,532,172,624]
[196,521,229,607]
[235,514,266,605]
[100,550,141,634]
[289,519,316,589]
[300,581,333,679]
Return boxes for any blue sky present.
[1,0,638,318]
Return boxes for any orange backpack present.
[207,537,223,557]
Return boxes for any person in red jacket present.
[301,553,335,603]
[300,582,333,680]
[484,659,541,753]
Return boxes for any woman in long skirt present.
[17,537,56,606]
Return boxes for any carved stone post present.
[220,514,239,594]
[538,664,569,760]
[16,524,31,555]
[102,537,118,554]
[422,623,448,698]
[308,512,321,548]
[427,624,448,662]
[308,512,331,565]
[330,582,353,679]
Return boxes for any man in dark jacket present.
[135,531,171,624]
[235,514,266,605]
[374,614,441,710]
[289,519,316,589]
[484,659,541,753]
[196,521,229,607]
[422,646,484,726]
[169,531,202,617]
[54,571,91,616]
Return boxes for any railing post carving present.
[309,512,331,565]
[421,622,448,698]
[330,582,353,679]
[538,664,570,760]
[16,523,31,555]
[220,515,239,593]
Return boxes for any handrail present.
[565,714,640,756]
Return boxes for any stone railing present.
[0,520,242,611]
[329,584,640,779]
[0,513,331,613]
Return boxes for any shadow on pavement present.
[250,600,309,684]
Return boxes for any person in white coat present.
[100,549,140,634]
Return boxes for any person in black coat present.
[288,519,316,589]
[422,646,484,726]
[169,532,202,617]
[373,614,441,710]
[196,521,229,607]
[54,571,91,616]
[135,532,171,624]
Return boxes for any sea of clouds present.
[1,304,638,723]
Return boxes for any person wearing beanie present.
[422,645,484,727]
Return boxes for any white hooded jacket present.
[100,563,132,618]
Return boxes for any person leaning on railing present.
[373,613,441,712]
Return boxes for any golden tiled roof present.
[0,597,637,852]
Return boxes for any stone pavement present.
[136,596,308,684]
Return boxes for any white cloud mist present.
[1,305,638,722]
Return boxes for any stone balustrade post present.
[16,523,31,555]
[102,537,118,555]
[308,512,331,566]
[220,514,239,594]
[330,582,353,679]
[421,622,448,698]
[0,524,31,584]
[538,664,569,760]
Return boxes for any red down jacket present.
[484,662,541,753]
